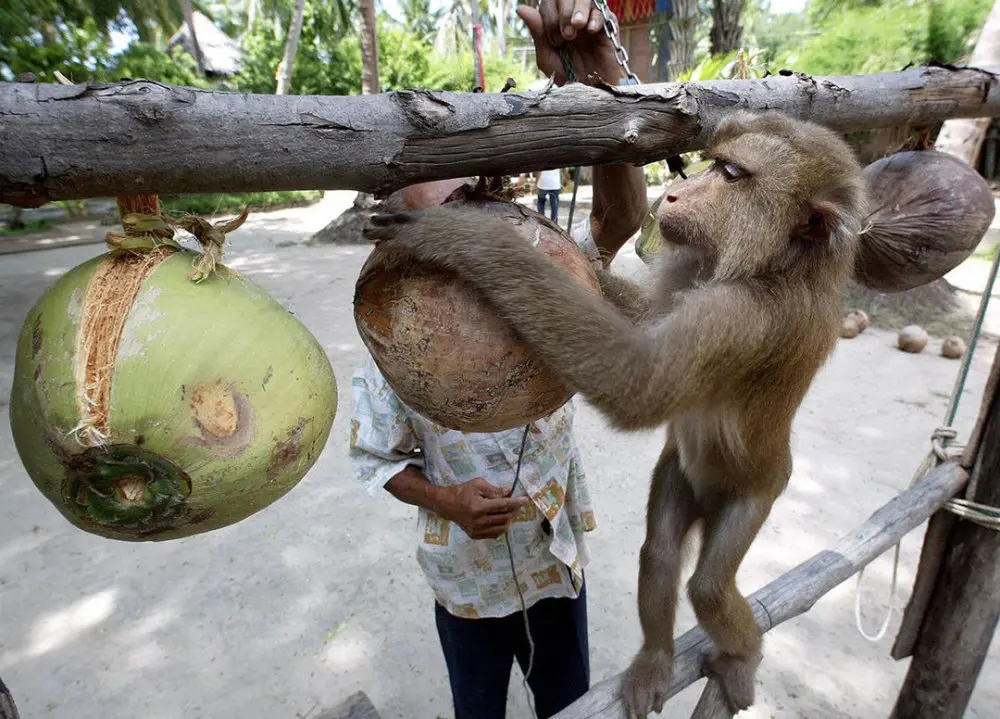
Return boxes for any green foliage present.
[750,10,813,67]
[159,191,322,216]
[110,43,208,86]
[785,0,991,76]
[2,17,112,81]
[0,219,52,236]
[393,0,441,43]
[928,0,993,63]
[424,49,538,92]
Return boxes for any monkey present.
[362,110,866,717]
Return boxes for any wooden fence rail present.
[553,459,969,719]
[2,64,1000,206]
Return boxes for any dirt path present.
[0,197,997,719]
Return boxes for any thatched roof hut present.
[167,11,244,77]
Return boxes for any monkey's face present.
[657,111,864,280]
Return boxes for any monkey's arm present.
[596,270,652,324]
[367,206,772,430]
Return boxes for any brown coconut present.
[855,150,995,293]
[354,189,601,433]
[898,325,930,353]
[840,309,870,338]
[941,336,967,360]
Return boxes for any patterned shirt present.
[349,221,601,620]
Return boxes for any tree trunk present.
[709,0,744,56]
[360,0,381,95]
[246,0,259,36]
[3,65,1000,204]
[933,0,1000,165]
[668,0,700,76]
[276,0,307,95]
[318,0,382,245]
[493,0,508,56]
[6,206,24,231]
[180,0,204,75]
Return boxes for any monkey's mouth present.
[658,215,697,247]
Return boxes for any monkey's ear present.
[793,200,847,244]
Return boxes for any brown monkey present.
[363,111,866,717]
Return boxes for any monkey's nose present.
[666,195,679,203]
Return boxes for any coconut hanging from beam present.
[354,178,602,432]
[8,196,338,541]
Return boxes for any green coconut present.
[9,214,337,542]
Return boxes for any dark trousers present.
[537,189,560,223]
[434,584,589,719]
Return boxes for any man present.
[536,168,564,223]
[349,3,647,718]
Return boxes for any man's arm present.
[591,164,647,267]
[518,0,648,267]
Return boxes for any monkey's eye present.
[718,161,746,182]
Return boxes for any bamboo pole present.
[2,65,1000,206]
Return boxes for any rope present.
[506,423,539,719]
[106,207,250,283]
[854,233,1000,641]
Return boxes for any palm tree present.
[275,0,306,94]
[359,0,380,94]
[179,0,204,73]
[709,0,744,55]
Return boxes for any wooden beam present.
[2,64,1000,206]
[890,368,1000,717]
[553,460,969,719]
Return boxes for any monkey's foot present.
[704,649,763,712]
[621,648,673,719]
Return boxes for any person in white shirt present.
[349,2,648,717]
[536,167,564,223]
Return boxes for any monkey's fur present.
[364,111,867,717]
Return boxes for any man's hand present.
[434,478,530,540]
[517,0,624,87]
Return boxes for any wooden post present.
[890,355,1000,717]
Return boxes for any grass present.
[0,219,52,237]
[159,191,323,216]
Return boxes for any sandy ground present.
[0,192,998,719]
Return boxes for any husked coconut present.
[354,180,601,432]
[898,325,930,353]
[941,336,967,359]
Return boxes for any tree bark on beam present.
[552,460,969,719]
[2,64,1000,206]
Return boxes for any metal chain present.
[551,0,639,86]
[593,0,640,85]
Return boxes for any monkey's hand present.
[363,207,528,277]
[621,647,673,718]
